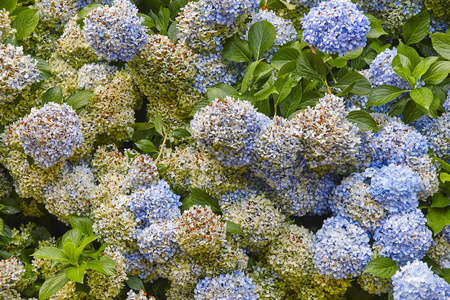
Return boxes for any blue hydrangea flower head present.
[310,173,340,215]
[247,9,297,47]
[194,271,258,299]
[199,0,259,27]
[368,164,422,213]
[0,44,40,104]
[190,96,270,168]
[127,180,181,226]
[125,154,159,191]
[392,260,450,300]
[374,209,433,266]
[365,120,429,168]
[82,0,148,61]
[332,172,387,231]
[311,216,373,279]
[15,103,83,168]
[301,0,370,55]
[135,221,179,263]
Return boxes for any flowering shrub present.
[1,0,450,299]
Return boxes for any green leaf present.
[66,90,95,110]
[86,256,116,276]
[403,10,430,45]
[334,71,372,95]
[42,86,63,104]
[410,87,433,110]
[173,128,191,138]
[296,51,327,82]
[137,13,155,29]
[434,268,450,285]
[254,82,277,101]
[61,228,83,248]
[346,110,379,132]
[431,33,450,60]
[167,21,178,44]
[135,139,157,153]
[39,270,70,300]
[155,8,170,35]
[11,8,39,40]
[271,47,300,70]
[131,123,155,130]
[70,216,94,236]
[182,188,221,214]
[435,157,450,173]
[427,206,450,234]
[168,0,188,19]
[370,40,391,54]
[280,83,302,118]
[388,291,394,300]
[0,0,17,13]
[392,54,415,86]
[66,263,87,284]
[32,247,69,262]
[422,61,450,85]
[328,47,364,68]
[364,257,399,279]
[0,218,4,237]
[441,172,450,183]
[413,56,439,80]
[226,221,244,236]
[366,14,388,39]
[274,74,292,105]
[0,197,20,215]
[389,96,410,117]
[222,34,252,63]
[126,275,145,292]
[397,41,421,69]
[367,85,405,107]
[403,100,425,124]
[63,239,76,262]
[248,20,277,59]
[154,113,164,135]
[241,60,261,93]
[431,194,450,208]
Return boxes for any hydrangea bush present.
[1,0,450,299]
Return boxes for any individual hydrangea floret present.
[374,209,433,266]
[311,216,373,279]
[77,63,117,90]
[15,103,83,168]
[392,260,450,300]
[176,205,227,255]
[190,97,270,168]
[194,271,258,300]
[301,0,370,55]
[368,164,422,213]
[127,180,181,226]
[0,44,40,104]
[247,9,297,47]
[83,0,148,61]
